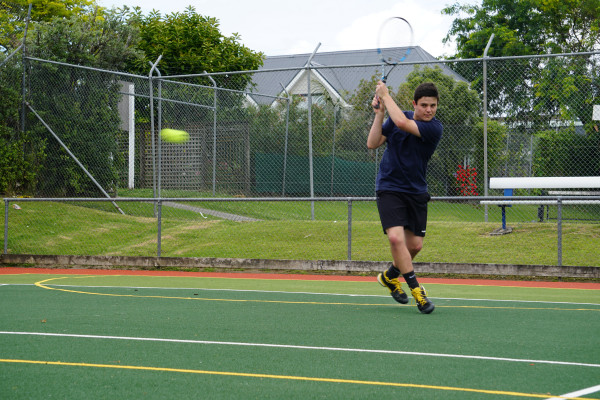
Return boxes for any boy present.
[367,81,443,314]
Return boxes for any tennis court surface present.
[1,267,599,399]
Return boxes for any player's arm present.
[367,95,387,149]
[375,81,421,138]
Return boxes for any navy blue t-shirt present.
[375,111,443,194]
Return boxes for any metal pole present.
[331,103,338,196]
[20,4,32,133]
[3,200,9,255]
[157,199,162,257]
[347,199,353,260]
[0,44,23,68]
[206,73,218,196]
[306,43,321,220]
[483,33,494,223]
[148,56,162,216]
[157,66,163,199]
[557,198,562,267]
[279,83,291,196]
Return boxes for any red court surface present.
[1,267,599,290]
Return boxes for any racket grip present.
[374,95,381,109]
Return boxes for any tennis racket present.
[374,17,414,109]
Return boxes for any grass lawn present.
[2,197,599,267]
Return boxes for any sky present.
[95,0,459,58]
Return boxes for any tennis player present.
[368,81,443,314]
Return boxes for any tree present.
[442,0,600,122]
[27,7,142,69]
[443,0,600,58]
[442,0,600,179]
[1,0,99,196]
[127,6,264,88]
[1,0,95,52]
[22,8,144,196]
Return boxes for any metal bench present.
[481,176,600,231]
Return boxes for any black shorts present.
[376,191,431,236]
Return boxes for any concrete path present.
[162,201,261,222]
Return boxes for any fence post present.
[156,66,163,198]
[20,4,32,133]
[347,199,353,260]
[483,33,494,223]
[148,55,162,216]
[557,198,563,266]
[306,43,321,220]
[206,73,218,196]
[280,83,290,196]
[3,199,9,255]
[157,199,162,258]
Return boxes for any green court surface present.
[1,270,599,399]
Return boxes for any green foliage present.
[0,126,45,195]
[0,35,45,196]
[28,64,124,197]
[533,127,600,176]
[27,7,143,69]
[128,6,264,87]
[443,0,600,58]
[474,120,508,179]
[1,0,95,51]
[23,8,142,196]
[533,56,598,126]
[247,95,336,157]
[442,0,600,129]
[335,74,384,161]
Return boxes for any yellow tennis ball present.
[160,129,189,143]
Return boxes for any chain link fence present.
[2,34,599,267]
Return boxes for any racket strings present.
[377,17,414,65]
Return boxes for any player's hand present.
[375,81,389,99]
[372,95,385,112]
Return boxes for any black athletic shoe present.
[411,286,435,314]
[377,271,409,304]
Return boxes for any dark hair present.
[414,82,439,103]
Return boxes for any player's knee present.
[410,241,423,253]
[408,242,423,257]
[387,231,406,248]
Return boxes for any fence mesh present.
[19,54,600,201]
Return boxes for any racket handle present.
[373,76,386,109]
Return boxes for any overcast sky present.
[95,0,459,58]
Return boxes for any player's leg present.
[404,230,423,259]
[377,225,414,303]
[375,192,410,304]
[403,200,435,314]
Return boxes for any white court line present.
[7,283,600,306]
[545,384,600,400]
[1,331,599,369]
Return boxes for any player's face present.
[413,97,438,122]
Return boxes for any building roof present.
[247,47,462,106]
